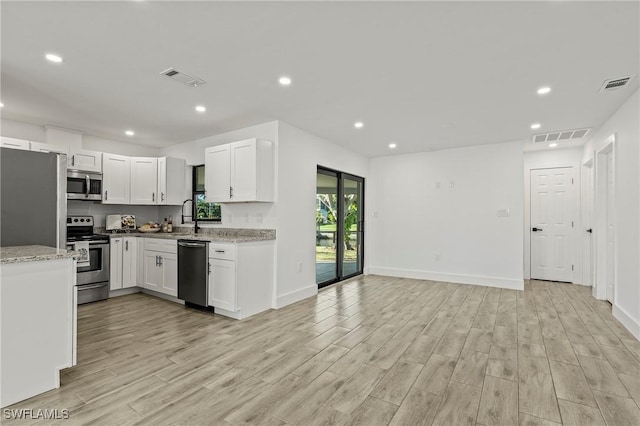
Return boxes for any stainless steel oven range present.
[66,216,110,304]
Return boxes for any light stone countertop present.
[0,245,77,264]
[98,227,276,244]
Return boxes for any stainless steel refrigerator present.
[1,148,67,248]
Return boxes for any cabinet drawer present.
[144,238,177,254]
[209,243,236,260]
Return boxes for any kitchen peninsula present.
[0,246,77,408]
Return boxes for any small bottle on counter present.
[162,218,168,233]
[167,216,173,233]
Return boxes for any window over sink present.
[193,165,221,222]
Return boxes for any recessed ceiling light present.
[195,105,207,113]
[530,123,541,130]
[125,130,135,136]
[549,143,558,148]
[278,76,292,86]
[388,143,397,149]
[537,87,551,95]
[45,53,63,63]
[354,122,364,129]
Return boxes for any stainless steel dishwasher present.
[177,240,209,308]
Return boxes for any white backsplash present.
[67,200,178,227]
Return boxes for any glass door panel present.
[316,169,339,285]
[342,175,363,279]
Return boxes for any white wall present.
[275,122,370,307]
[523,147,584,282]
[1,118,46,142]
[159,121,279,230]
[582,89,640,339]
[368,141,524,290]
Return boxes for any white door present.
[605,151,615,302]
[208,258,237,311]
[122,237,137,288]
[130,157,158,205]
[530,167,575,282]
[69,149,102,172]
[110,238,123,290]
[204,145,231,202]
[103,154,130,204]
[230,140,257,201]
[143,251,163,292]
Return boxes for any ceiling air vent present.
[600,75,634,92]
[532,128,591,144]
[160,68,206,88]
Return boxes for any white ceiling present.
[1,1,638,157]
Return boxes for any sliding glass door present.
[316,167,364,288]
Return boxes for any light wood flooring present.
[7,276,640,425]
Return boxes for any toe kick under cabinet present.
[208,240,274,320]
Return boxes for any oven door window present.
[78,246,103,273]
[67,177,86,194]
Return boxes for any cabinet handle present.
[208,262,211,275]
[85,175,90,198]
[105,190,108,201]
[125,240,129,251]
[215,249,225,253]
[152,192,155,202]
[161,192,165,202]
[230,186,233,198]
[71,155,75,166]
[155,255,159,266]
[158,256,163,266]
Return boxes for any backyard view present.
[316,169,363,285]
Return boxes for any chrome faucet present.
[181,199,200,234]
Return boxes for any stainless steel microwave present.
[67,170,102,201]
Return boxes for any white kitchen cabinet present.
[110,238,123,290]
[143,239,178,297]
[1,137,30,150]
[208,240,274,319]
[69,149,102,173]
[157,157,186,205]
[30,141,68,155]
[204,138,273,203]
[130,157,158,205]
[102,153,130,204]
[122,237,138,288]
[208,258,237,311]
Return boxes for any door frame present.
[594,134,616,301]
[581,158,595,287]
[316,166,365,288]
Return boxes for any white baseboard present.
[368,267,524,290]
[613,304,640,340]
[109,287,140,298]
[276,285,317,309]
[140,288,185,305]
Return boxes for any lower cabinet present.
[110,237,139,290]
[143,239,177,297]
[208,241,274,319]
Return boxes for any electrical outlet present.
[297,262,303,272]
[256,213,263,223]
[449,180,455,189]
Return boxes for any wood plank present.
[477,375,518,426]
[432,380,481,426]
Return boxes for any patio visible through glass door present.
[316,167,364,288]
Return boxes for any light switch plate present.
[497,208,511,217]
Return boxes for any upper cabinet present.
[69,149,102,173]
[102,154,185,205]
[102,153,131,204]
[1,137,30,150]
[130,157,158,205]
[30,141,68,155]
[204,138,274,203]
[157,157,186,205]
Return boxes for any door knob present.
[586,228,593,234]
[532,227,543,232]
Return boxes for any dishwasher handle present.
[178,241,207,248]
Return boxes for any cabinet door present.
[160,253,178,297]
[69,149,102,173]
[204,145,231,202]
[208,258,237,311]
[103,154,130,204]
[143,251,163,292]
[1,137,30,150]
[157,157,167,205]
[158,157,186,205]
[130,157,158,205]
[30,141,68,155]
[229,140,257,201]
[110,238,123,290]
[122,237,137,288]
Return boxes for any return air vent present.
[160,68,206,88]
[600,75,634,92]
[532,128,591,144]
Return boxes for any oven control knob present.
[74,218,79,222]
[80,218,85,222]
